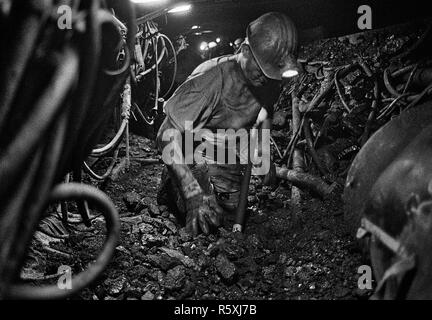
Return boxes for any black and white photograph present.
[1,0,432,307]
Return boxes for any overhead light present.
[194,32,202,36]
[282,70,299,78]
[216,37,221,43]
[191,25,200,30]
[208,41,217,49]
[200,42,208,51]
[229,42,233,47]
[130,0,167,4]
[168,4,192,13]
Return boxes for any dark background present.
[132,0,432,49]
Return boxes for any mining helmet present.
[246,12,299,80]
[234,38,244,47]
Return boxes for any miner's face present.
[240,44,268,87]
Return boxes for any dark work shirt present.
[164,55,281,133]
[163,55,281,164]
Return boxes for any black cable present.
[0,0,135,299]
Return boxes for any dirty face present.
[239,44,269,87]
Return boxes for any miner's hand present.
[186,192,223,236]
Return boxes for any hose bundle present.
[0,0,135,299]
[131,19,177,129]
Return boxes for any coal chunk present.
[146,253,181,271]
[215,254,237,283]
[163,266,186,291]
[123,191,145,212]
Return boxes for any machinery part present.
[344,102,432,235]
[131,19,177,137]
[357,217,417,300]
[345,102,432,299]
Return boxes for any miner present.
[156,12,300,236]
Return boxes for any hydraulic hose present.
[0,0,135,299]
